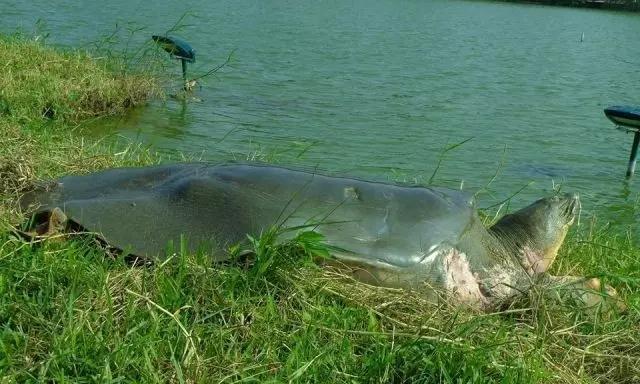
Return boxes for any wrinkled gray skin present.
[22,163,590,308]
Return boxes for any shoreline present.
[489,0,640,11]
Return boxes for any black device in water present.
[604,105,640,179]
[152,35,196,90]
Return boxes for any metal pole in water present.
[181,59,188,90]
[626,131,640,178]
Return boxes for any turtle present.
[19,162,619,310]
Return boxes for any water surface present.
[2,0,639,232]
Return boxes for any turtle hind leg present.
[44,207,67,236]
[16,207,68,240]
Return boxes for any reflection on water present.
[2,0,639,235]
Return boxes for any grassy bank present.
[0,35,162,224]
[1,36,639,383]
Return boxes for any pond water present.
[2,0,639,233]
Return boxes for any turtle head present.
[490,193,580,274]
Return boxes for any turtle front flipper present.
[542,275,626,313]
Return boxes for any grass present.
[0,35,161,123]
[0,34,163,225]
[0,35,639,383]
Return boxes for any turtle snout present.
[562,193,580,219]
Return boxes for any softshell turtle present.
[20,163,615,309]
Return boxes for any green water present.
[3,0,639,231]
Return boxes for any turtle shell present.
[21,163,478,266]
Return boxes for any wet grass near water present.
[0,35,639,383]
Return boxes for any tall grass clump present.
[0,35,161,124]
[0,34,639,383]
